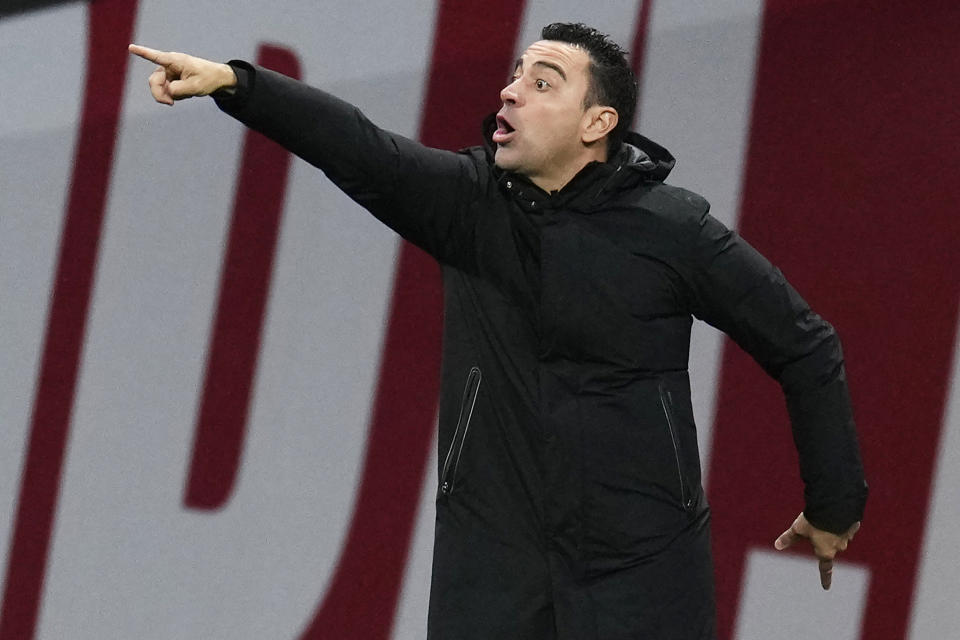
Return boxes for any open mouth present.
[492,114,516,144]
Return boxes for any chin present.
[493,153,524,173]
[494,146,522,171]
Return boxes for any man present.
[130,22,866,639]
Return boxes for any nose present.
[500,77,519,105]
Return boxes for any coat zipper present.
[658,383,691,510]
[440,366,482,495]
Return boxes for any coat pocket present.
[659,382,694,511]
[440,366,482,495]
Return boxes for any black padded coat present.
[213,61,867,640]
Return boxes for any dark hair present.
[540,22,638,154]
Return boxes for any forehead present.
[518,40,591,77]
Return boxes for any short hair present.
[540,22,638,154]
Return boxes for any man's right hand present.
[128,44,237,105]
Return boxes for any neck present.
[528,144,608,193]
[528,172,579,194]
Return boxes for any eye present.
[535,79,549,90]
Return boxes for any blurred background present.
[1,0,958,638]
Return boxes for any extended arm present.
[128,44,484,265]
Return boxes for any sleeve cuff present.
[211,60,255,109]
[804,479,869,534]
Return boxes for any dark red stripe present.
[708,1,960,638]
[630,0,654,99]
[298,2,526,638]
[0,1,139,638]
[184,44,300,509]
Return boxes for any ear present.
[581,106,619,145]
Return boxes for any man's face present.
[493,40,595,188]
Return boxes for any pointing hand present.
[128,44,236,105]
[775,512,860,590]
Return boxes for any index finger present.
[128,44,170,65]
[819,557,833,590]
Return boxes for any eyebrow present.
[513,57,567,82]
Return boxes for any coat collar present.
[479,113,676,213]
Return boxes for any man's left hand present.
[774,512,860,590]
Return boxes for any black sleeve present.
[211,60,484,266]
[683,205,868,534]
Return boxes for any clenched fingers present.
[168,77,202,99]
[148,66,173,105]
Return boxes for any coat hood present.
[613,130,676,182]
[478,113,677,211]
